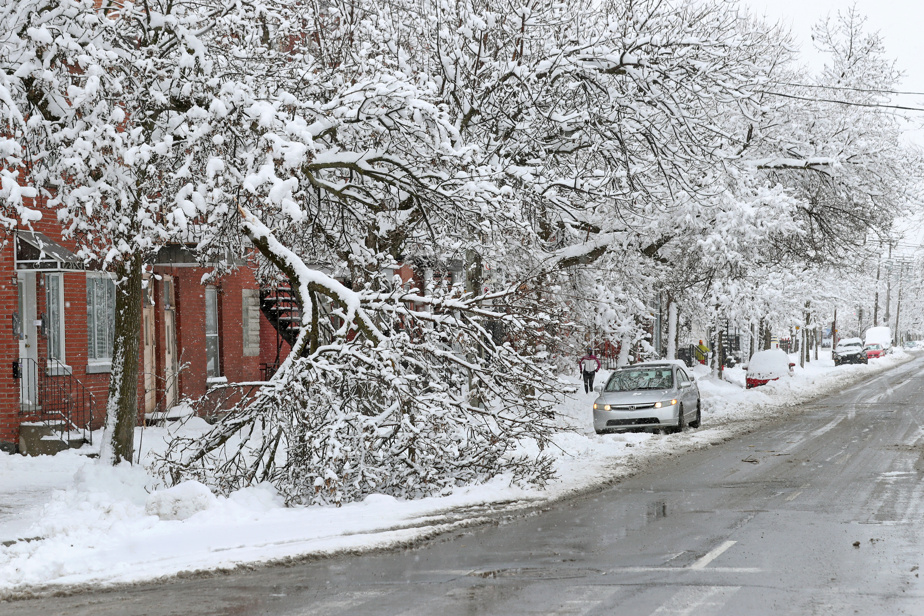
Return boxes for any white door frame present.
[162,275,179,409]
[17,272,38,409]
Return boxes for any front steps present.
[18,422,86,456]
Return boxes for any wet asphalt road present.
[7,356,924,615]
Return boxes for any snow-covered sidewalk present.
[0,350,915,598]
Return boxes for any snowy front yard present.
[0,350,914,598]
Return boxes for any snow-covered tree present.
[0,0,282,463]
[157,0,802,501]
[3,0,921,503]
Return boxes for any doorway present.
[16,272,38,410]
[162,276,179,409]
[143,278,157,415]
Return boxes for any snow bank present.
[146,481,217,521]
[0,348,916,598]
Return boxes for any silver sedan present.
[592,362,701,434]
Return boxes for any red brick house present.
[0,213,289,454]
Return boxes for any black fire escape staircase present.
[259,284,303,379]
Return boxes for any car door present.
[677,367,698,417]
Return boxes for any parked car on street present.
[864,326,892,354]
[592,362,701,434]
[743,348,795,388]
[833,337,867,366]
[864,343,885,359]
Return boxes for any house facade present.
[0,214,285,454]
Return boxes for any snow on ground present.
[0,349,916,598]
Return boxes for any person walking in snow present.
[578,349,602,394]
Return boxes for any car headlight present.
[593,403,611,411]
[654,399,678,408]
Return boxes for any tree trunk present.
[666,298,677,360]
[616,333,631,367]
[804,304,811,365]
[100,252,144,465]
[749,321,757,360]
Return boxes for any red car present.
[864,344,885,359]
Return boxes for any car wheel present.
[689,400,701,429]
[674,403,686,433]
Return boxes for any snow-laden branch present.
[238,205,385,347]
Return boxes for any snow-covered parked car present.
[743,348,795,389]
[864,343,885,359]
[833,337,867,366]
[592,362,701,434]
[864,326,892,354]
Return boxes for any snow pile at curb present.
[0,349,916,597]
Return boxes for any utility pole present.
[884,243,893,327]
[873,242,882,325]
[895,261,906,347]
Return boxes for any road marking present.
[690,540,736,570]
[650,585,741,615]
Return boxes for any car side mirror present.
[594,384,603,393]
[679,380,692,388]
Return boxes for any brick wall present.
[153,264,263,415]
[0,216,127,450]
[0,238,19,451]
[1,224,271,450]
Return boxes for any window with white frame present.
[86,273,116,365]
[205,286,222,379]
[45,273,65,365]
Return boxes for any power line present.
[767,81,924,98]
[757,89,924,113]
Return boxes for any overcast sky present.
[740,0,924,138]
[739,0,924,252]
[740,0,924,89]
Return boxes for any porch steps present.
[18,422,86,457]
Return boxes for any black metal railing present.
[16,358,95,445]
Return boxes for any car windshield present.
[605,368,674,392]
[836,341,861,350]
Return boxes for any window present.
[205,286,222,379]
[242,289,261,357]
[86,273,116,366]
[45,273,65,364]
